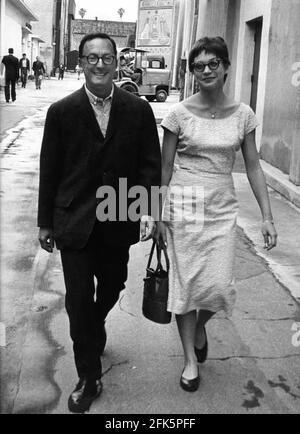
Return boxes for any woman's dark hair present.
[188,36,231,73]
[79,32,117,58]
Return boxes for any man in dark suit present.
[32,56,45,89]
[38,33,161,413]
[19,53,30,88]
[1,48,19,102]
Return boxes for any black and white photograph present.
[0,0,300,417]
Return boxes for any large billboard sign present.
[137,0,175,67]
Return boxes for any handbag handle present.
[146,240,169,273]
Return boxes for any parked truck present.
[114,48,171,102]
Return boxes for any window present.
[151,60,161,69]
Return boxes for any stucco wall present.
[260,0,300,175]
[234,0,272,147]
[4,0,24,58]
[224,0,241,99]
[25,0,55,72]
[197,0,229,38]
[25,0,54,44]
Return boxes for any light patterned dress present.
[161,102,259,315]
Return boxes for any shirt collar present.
[85,84,114,106]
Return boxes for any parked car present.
[114,48,171,102]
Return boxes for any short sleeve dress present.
[161,102,258,315]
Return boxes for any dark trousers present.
[5,78,16,102]
[35,74,42,89]
[20,68,28,87]
[60,221,130,380]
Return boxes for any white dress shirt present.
[85,85,114,137]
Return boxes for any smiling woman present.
[155,36,277,393]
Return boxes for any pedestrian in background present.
[19,53,30,88]
[75,63,81,79]
[32,56,45,90]
[1,48,19,102]
[38,32,161,413]
[58,63,65,80]
[155,36,277,392]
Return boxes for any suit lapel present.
[104,85,127,145]
[75,86,105,142]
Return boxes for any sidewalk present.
[0,73,82,143]
[234,172,300,301]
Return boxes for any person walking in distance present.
[75,63,81,79]
[38,32,161,413]
[32,56,45,89]
[19,53,30,88]
[155,37,277,392]
[1,48,19,102]
[58,63,65,80]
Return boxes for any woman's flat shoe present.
[194,326,208,363]
[180,368,200,392]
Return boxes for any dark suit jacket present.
[19,58,30,71]
[1,54,19,80]
[32,61,45,75]
[38,85,161,249]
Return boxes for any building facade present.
[24,0,55,74]
[70,18,137,52]
[53,0,76,68]
[172,0,300,202]
[0,0,38,64]
[23,0,76,73]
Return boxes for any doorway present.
[248,17,263,112]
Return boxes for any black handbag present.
[142,240,171,324]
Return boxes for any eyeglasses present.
[192,58,221,73]
[81,54,115,65]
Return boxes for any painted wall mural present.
[138,8,173,46]
[137,0,175,67]
[140,1,174,8]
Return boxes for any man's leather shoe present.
[99,322,107,355]
[68,378,102,413]
[194,326,208,363]
[180,368,200,392]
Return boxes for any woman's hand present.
[261,220,277,250]
[154,221,167,248]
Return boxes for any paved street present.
[1,74,300,414]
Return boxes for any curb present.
[261,160,300,209]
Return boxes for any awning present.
[31,35,45,43]
[10,0,38,21]
[22,26,33,35]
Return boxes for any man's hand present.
[39,227,54,253]
[140,215,155,242]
